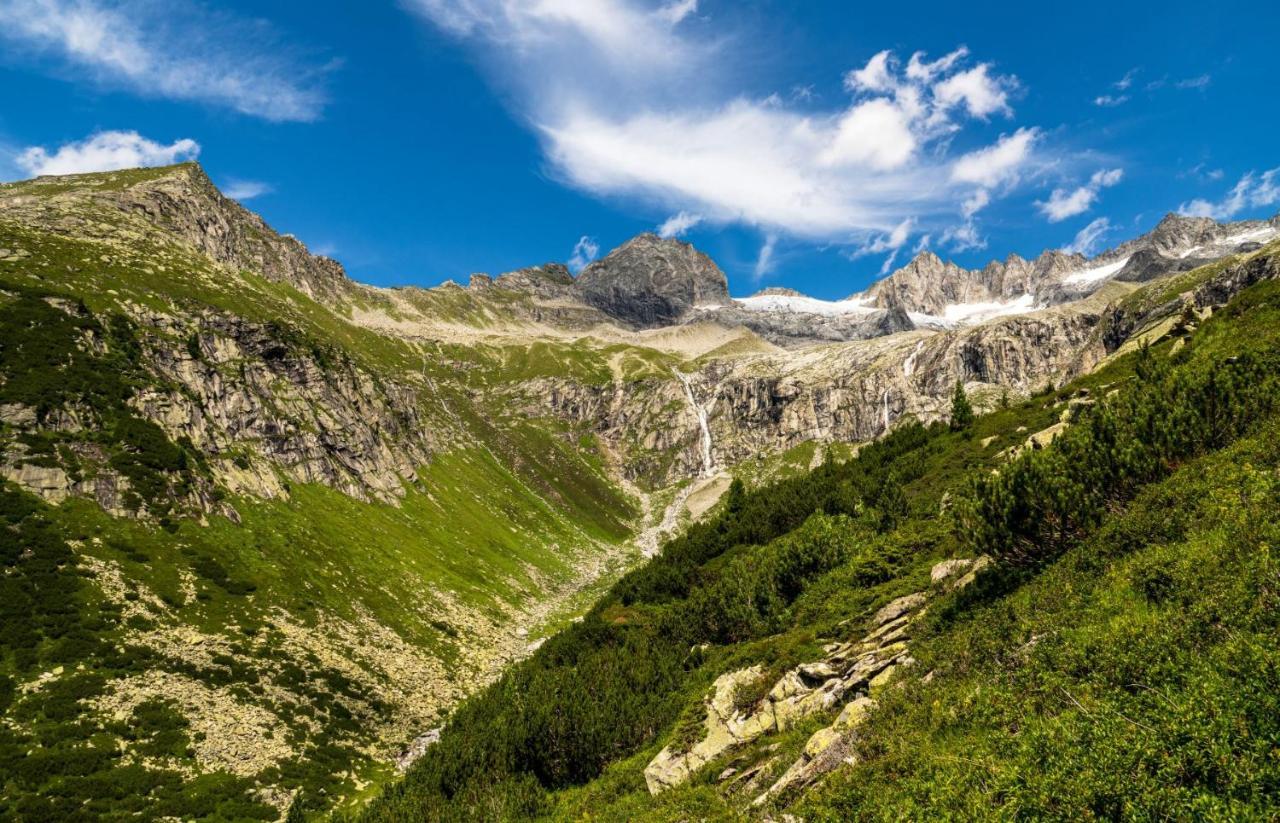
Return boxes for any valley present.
[1,162,1279,820]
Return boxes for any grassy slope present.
[0,171,648,819]
[357,257,1280,821]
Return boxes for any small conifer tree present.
[949,380,975,431]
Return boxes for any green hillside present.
[356,258,1280,821]
[0,172,643,820]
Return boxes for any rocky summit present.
[575,232,732,327]
[3,163,1280,822]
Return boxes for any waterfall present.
[902,340,924,379]
[673,368,714,477]
[882,388,891,431]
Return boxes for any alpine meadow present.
[2,1,1280,821]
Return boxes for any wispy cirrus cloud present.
[222,179,274,201]
[657,210,702,238]
[568,235,600,272]
[753,233,778,280]
[1062,216,1112,256]
[0,0,330,121]
[1037,167,1124,222]
[1175,74,1211,90]
[15,130,199,176]
[1179,168,1280,219]
[405,1,1059,264]
[1093,94,1128,107]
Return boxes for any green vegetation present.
[0,173,646,818]
[803,426,1280,820]
[0,482,278,822]
[0,285,202,514]
[948,379,974,431]
[356,272,1280,821]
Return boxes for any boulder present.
[872,592,927,626]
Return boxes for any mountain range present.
[1,162,1279,820]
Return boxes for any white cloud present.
[543,102,940,237]
[1094,94,1128,107]
[753,233,778,279]
[905,47,968,83]
[1091,168,1124,187]
[820,97,917,171]
[1181,163,1224,183]
[16,130,199,176]
[1179,168,1280,220]
[1062,217,1111,256]
[657,210,702,238]
[1114,68,1138,90]
[932,64,1013,119]
[405,0,698,76]
[961,188,990,218]
[407,2,1047,247]
[1036,167,1124,222]
[1175,74,1211,90]
[845,50,896,94]
[791,84,816,102]
[941,219,986,251]
[853,217,915,258]
[0,0,327,121]
[950,128,1039,187]
[568,235,600,272]
[654,0,698,25]
[222,179,273,201]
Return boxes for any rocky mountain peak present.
[1,162,350,301]
[866,250,975,314]
[493,263,575,298]
[575,233,730,328]
[901,249,946,272]
[1033,249,1087,277]
[1139,212,1220,255]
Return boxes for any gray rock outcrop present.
[575,233,731,327]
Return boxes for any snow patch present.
[734,293,875,317]
[910,293,1040,328]
[1177,227,1279,259]
[1062,257,1129,285]
[943,293,1039,323]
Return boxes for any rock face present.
[699,300,916,347]
[494,263,576,299]
[860,213,1280,318]
[575,233,731,327]
[136,310,438,504]
[867,250,1058,314]
[1,163,350,300]
[646,558,991,798]
[513,303,1107,487]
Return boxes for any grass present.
[0,165,661,818]
[801,425,1280,820]
[354,258,1280,821]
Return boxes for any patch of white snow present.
[734,293,876,316]
[1062,258,1129,285]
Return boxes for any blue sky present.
[1,0,1278,299]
